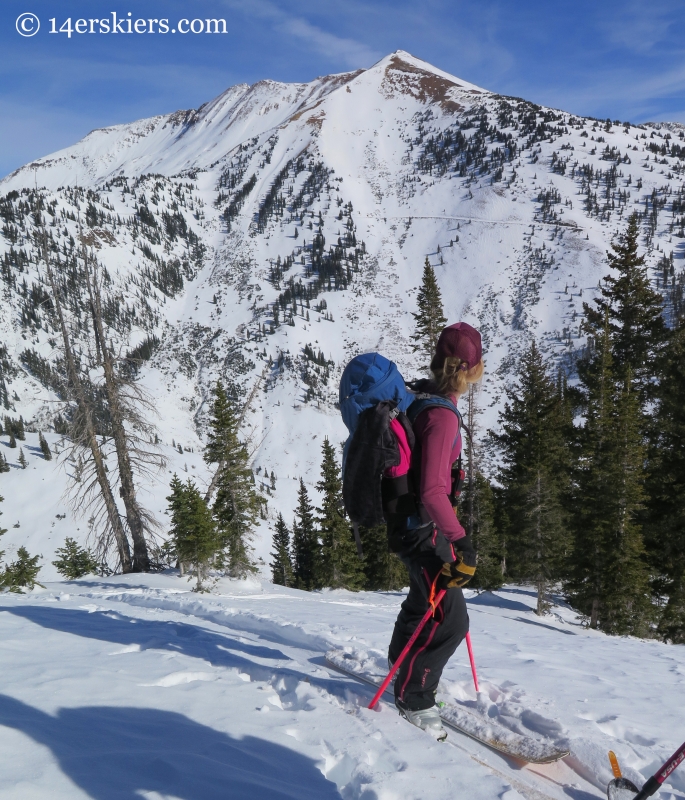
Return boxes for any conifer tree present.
[0,493,7,539]
[18,448,27,469]
[8,431,16,449]
[39,432,52,461]
[493,340,568,614]
[567,318,653,635]
[167,475,219,592]
[1,546,44,593]
[317,438,364,590]
[646,319,685,642]
[291,478,319,590]
[582,213,665,401]
[52,537,100,579]
[461,385,504,591]
[411,258,447,368]
[204,382,260,578]
[469,474,505,591]
[270,513,293,587]
[0,451,9,473]
[359,524,408,590]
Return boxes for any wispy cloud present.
[534,60,685,122]
[277,16,380,69]
[221,0,381,69]
[598,0,680,54]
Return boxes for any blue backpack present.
[339,353,462,552]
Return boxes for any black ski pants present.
[388,553,469,710]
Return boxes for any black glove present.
[440,535,477,589]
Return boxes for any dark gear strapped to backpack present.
[339,353,468,567]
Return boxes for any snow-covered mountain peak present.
[1,50,684,575]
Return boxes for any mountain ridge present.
[0,49,684,568]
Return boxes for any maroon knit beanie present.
[430,322,482,372]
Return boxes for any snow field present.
[1,49,685,798]
[0,574,684,800]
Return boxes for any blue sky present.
[1,0,684,178]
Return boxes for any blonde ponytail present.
[432,356,484,396]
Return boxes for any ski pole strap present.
[608,751,622,779]
[634,739,685,800]
[367,588,447,710]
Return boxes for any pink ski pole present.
[633,738,685,800]
[368,589,446,710]
[465,631,479,693]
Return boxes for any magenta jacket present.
[410,403,466,542]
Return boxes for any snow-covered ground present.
[1,573,683,800]
[1,50,685,799]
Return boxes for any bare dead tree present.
[81,236,164,571]
[37,224,133,572]
[464,383,480,537]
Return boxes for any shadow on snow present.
[0,694,342,800]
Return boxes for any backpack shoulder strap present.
[407,394,461,427]
[406,394,462,450]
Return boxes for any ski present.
[326,648,570,765]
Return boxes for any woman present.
[388,321,483,740]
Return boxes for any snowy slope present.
[1,49,685,569]
[0,576,684,800]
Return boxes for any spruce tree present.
[167,475,219,592]
[8,431,16,449]
[204,382,260,578]
[291,478,319,590]
[582,213,665,401]
[359,524,408,590]
[411,258,447,368]
[567,318,653,635]
[317,438,364,590]
[0,451,9,473]
[52,537,100,579]
[469,474,505,591]
[646,319,685,642]
[1,546,44,593]
[39,432,52,461]
[18,448,27,469]
[493,340,568,614]
[270,513,293,586]
[460,385,505,591]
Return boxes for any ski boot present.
[396,699,447,741]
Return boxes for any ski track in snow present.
[0,50,684,799]
[0,574,684,800]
